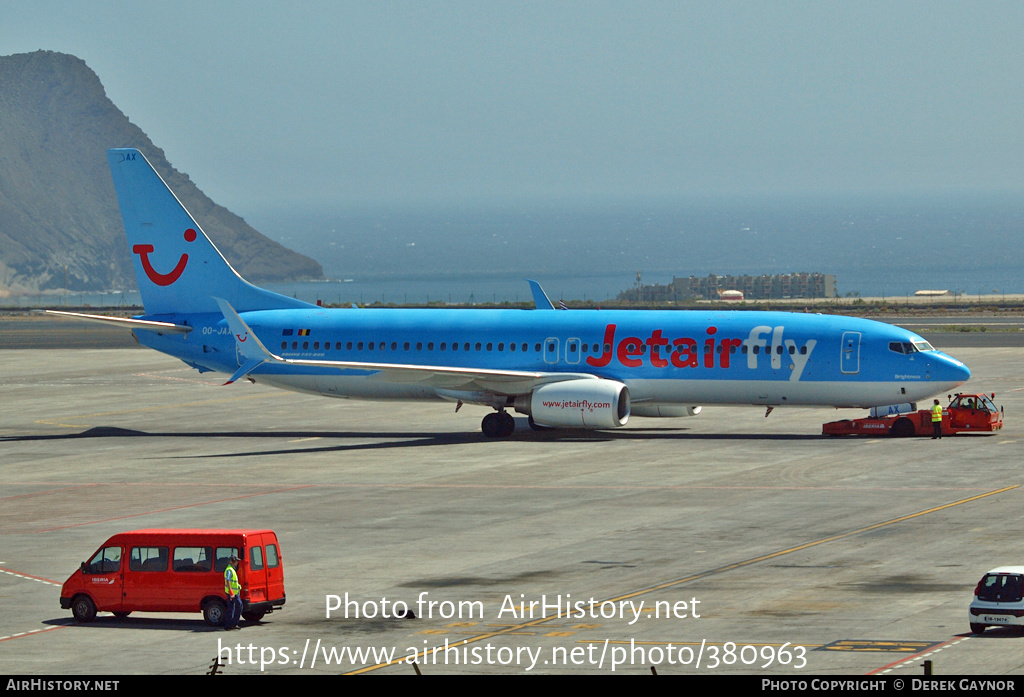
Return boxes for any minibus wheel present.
[71,595,97,623]
[203,598,227,626]
[243,610,266,623]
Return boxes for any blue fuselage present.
[137,308,970,409]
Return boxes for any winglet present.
[224,358,265,386]
[214,297,276,384]
[527,279,555,310]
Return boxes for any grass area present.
[925,324,1020,333]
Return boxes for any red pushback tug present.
[823,393,1003,437]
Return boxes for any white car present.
[968,566,1024,634]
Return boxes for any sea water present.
[12,191,1023,307]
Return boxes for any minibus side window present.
[250,546,264,571]
[266,545,280,568]
[173,546,214,572]
[215,547,240,572]
[85,547,121,574]
[130,547,168,572]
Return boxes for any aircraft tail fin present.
[107,148,314,315]
[527,279,555,310]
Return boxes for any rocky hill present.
[0,51,322,295]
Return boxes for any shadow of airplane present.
[1,423,823,459]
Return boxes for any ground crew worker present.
[931,399,943,439]
[224,553,242,630]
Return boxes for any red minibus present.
[60,529,285,626]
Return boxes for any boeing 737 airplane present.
[49,149,971,437]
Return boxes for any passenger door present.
[169,545,218,611]
[263,536,285,603]
[82,546,124,613]
[840,331,861,374]
[244,537,269,607]
[123,546,169,612]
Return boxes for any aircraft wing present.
[215,298,596,395]
[44,310,193,334]
[277,356,595,394]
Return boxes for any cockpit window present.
[889,341,915,354]
[889,340,936,355]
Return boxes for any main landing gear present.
[481,410,516,438]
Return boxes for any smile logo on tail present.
[133,229,197,286]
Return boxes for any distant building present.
[618,272,837,302]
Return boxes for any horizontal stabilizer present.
[44,310,192,334]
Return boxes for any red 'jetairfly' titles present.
[585,324,817,380]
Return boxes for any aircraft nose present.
[934,352,971,387]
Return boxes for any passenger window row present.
[277,339,808,356]
[84,545,281,573]
[280,340,547,353]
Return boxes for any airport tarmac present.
[1,341,1022,675]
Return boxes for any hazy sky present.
[3,1,1023,213]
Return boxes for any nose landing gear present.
[481,410,516,438]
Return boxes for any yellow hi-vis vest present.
[931,403,944,422]
[224,565,240,596]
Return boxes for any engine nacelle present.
[516,380,630,430]
[630,404,702,418]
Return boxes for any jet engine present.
[515,380,630,429]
